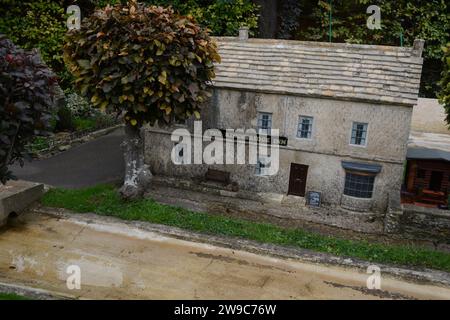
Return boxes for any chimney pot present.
[239,27,249,41]
[412,39,425,57]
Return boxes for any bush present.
[0,0,70,88]
[86,0,260,36]
[64,2,221,126]
[185,0,260,36]
[64,1,221,199]
[55,105,75,132]
[66,92,94,118]
[66,93,117,131]
[0,35,58,183]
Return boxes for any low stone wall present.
[0,180,44,227]
[399,204,450,242]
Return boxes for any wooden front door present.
[288,163,308,197]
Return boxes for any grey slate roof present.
[212,37,424,106]
[407,131,450,162]
[407,148,450,162]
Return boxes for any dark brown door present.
[288,163,308,197]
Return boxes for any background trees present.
[439,43,450,125]
[1,0,448,98]
[0,0,70,88]
[63,1,220,199]
[256,0,449,98]
[0,35,58,183]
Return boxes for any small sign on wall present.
[307,191,321,207]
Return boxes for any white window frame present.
[257,112,272,135]
[297,115,314,140]
[350,122,368,147]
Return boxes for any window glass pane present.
[258,112,272,133]
[351,122,368,145]
[344,172,375,198]
[297,116,313,139]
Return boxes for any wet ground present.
[0,212,449,300]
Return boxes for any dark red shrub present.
[0,34,58,183]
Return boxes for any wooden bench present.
[417,189,447,206]
[205,169,230,184]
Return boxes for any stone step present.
[0,180,44,227]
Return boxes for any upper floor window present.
[350,122,368,146]
[297,116,313,139]
[257,112,272,134]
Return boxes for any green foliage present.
[64,2,221,127]
[0,0,71,88]
[55,105,75,132]
[439,43,450,126]
[0,292,29,300]
[66,92,117,130]
[184,0,259,36]
[0,35,57,183]
[66,93,93,118]
[73,113,117,131]
[277,0,302,39]
[296,0,450,97]
[27,136,51,154]
[91,0,260,36]
[42,184,450,272]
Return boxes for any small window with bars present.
[344,172,375,199]
[257,112,272,134]
[350,122,368,146]
[297,116,313,139]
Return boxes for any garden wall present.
[399,204,450,242]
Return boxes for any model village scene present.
[0,0,450,301]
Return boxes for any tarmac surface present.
[11,128,125,188]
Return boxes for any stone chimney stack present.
[239,26,249,41]
[412,39,425,57]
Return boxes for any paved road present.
[1,212,449,300]
[11,128,125,189]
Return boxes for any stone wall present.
[399,204,450,242]
[144,88,412,214]
[205,89,412,163]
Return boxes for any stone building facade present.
[145,36,424,215]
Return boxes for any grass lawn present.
[42,184,450,273]
[0,293,29,300]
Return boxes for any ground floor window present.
[344,172,375,198]
[255,156,270,176]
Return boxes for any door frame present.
[288,163,309,197]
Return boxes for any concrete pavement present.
[1,211,449,300]
[11,128,125,189]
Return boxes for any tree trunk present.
[119,123,152,200]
